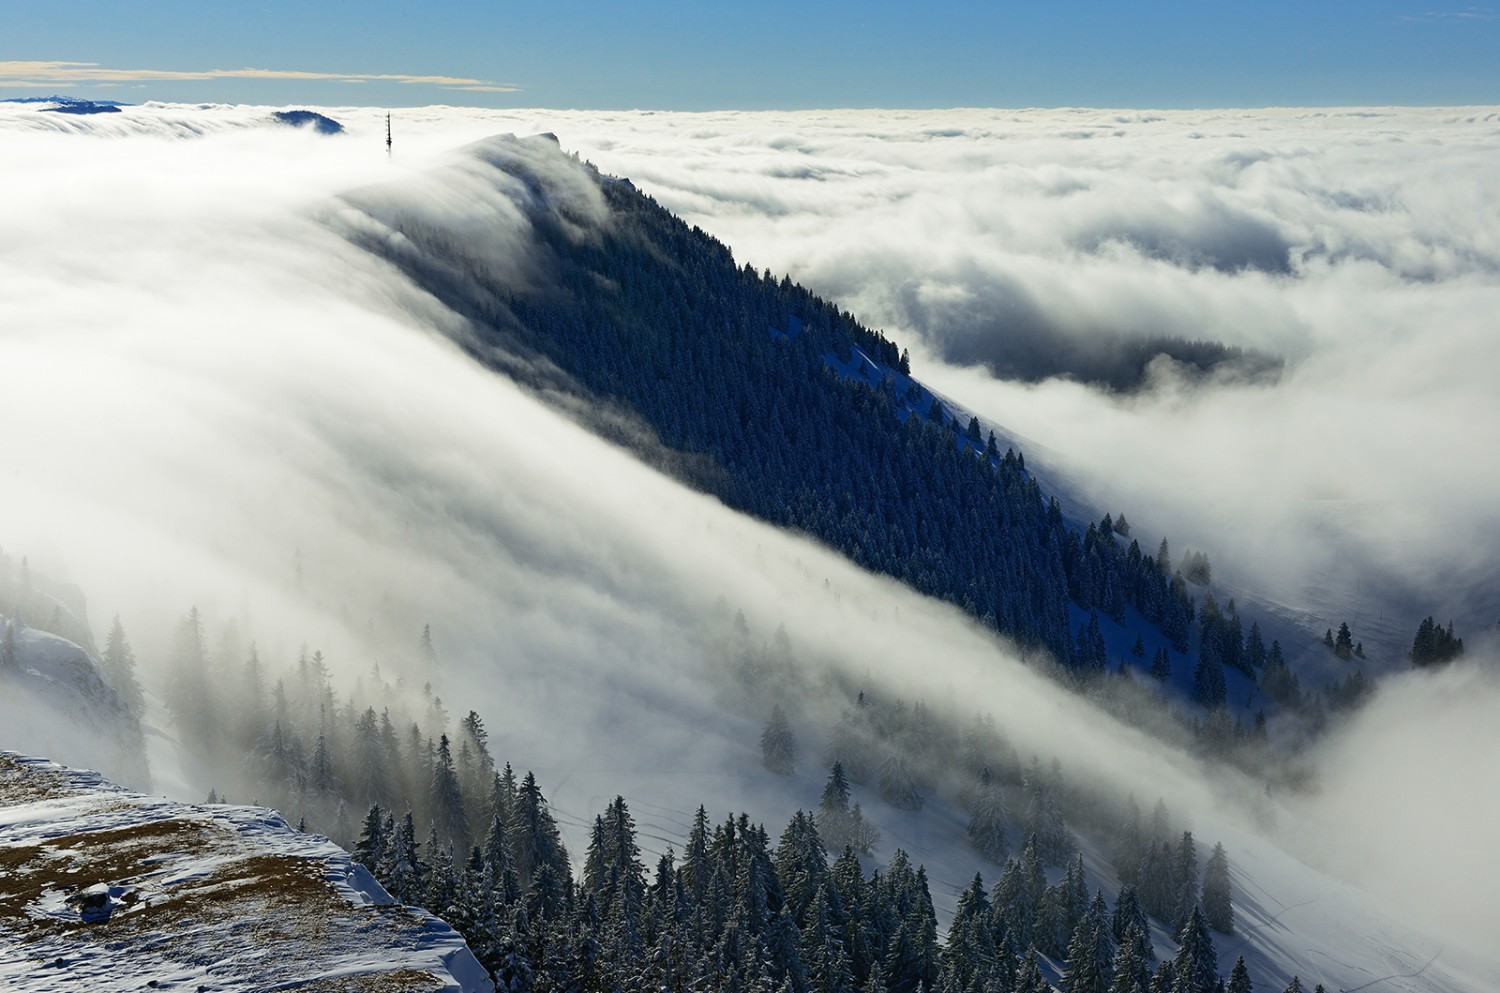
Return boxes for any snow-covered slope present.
[0,617,147,790]
[0,752,492,992]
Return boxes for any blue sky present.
[3,1,1497,108]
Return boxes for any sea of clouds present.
[2,99,1498,953]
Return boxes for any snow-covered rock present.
[0,752,493,992]
[0,618,148,790]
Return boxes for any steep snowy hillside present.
[0,753,491,992]
[0,615,146,790]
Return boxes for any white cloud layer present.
[2,101,1498,965]
[0,101,1227,833]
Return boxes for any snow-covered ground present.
[0,752,492,992]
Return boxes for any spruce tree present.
[352,707,395,812]
[1243,622,1266,672]
[1111,921,1152,993]
[100,615,145,714]
[1062,891,1114,993]
[1201,843,1233,934]
[353,804,388,872]
[818,763,855,850]
[762,704,798,775]
[1334,623,1353,660]
[1014,949,1053,993]
[1171,832,1199,935]
[1111,886,1149,951]
[430,734,470,853]
[1150,647,1172,683]
[1171,906,1218,993]
[0,618,17,674]
[967,767,1010,862]
[878,748,923,811]
[1113,798,1145,886]
[385,809,426,905]
[513,770,570,915]
[1022,762,1071,865]
[1226,957,1252,993]
[1192,656,1226,709]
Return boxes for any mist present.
[1290,647,1500,951]
[0,103,1227,829]
[3,101,1498,968]
[444,105,1500,648]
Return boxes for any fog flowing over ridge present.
[0,100,1224,828]
[3,101,1500,972]
[501,104,1500,644]
[38,100,1489,643]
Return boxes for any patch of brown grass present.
[291,968,446,992]
[1,773,467,989]
[0,817,219,932]
[0,754,72,804]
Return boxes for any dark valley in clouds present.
[1,101,1499,993]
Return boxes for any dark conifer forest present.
[130,598,1274,993]
[347,138,1202,673]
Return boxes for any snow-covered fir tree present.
[1202,842,1233,934]
[966,766,1009,862]
[100,615,145,715]
[762,703,797,775]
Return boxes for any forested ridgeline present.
[345,138,1198,678]
[339,139,1413,748]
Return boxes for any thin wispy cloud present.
[1400,7,1498,20]
[0,60,518,92]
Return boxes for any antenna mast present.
[386,113,392,158]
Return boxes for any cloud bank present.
[2,101,1498,965]
[442,105,1500,649]
[0,104,1226,835]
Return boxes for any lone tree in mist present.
[1022,761,1071,866]
[966,767,1009,862]
[418,623,439,675]
[101,615,145,715]
[817,762,854,847]
[761,704,797,775]
[879,747,923,811]
[1182,551,1211,587]
[1202,842,1233,934]
[1,618,17,674]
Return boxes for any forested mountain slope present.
[343,135,1205,683]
